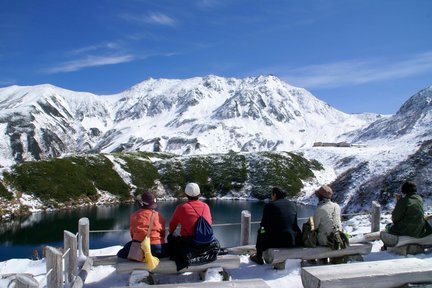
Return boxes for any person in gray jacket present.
[313,185,342,246]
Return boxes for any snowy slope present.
[297,86,432,211]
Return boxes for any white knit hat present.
[185,182,200,197]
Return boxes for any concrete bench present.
[381,232,432,255]
[301,258,432,288]
[113,278,271,288]
[263,243,372,269]
[91,254,241,274]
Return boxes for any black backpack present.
[188,203,216,245]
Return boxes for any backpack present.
[188,203,216,245]
[326,206,349,250]
[327,230,349,250]
[302,216,317,248]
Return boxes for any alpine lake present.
[0,200,314,261]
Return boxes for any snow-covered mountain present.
[1,75,431,213]
[299,86,432,212]
[0,75,380,167]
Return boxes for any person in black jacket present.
[250,187,302,264]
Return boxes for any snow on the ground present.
[1,216,431,288]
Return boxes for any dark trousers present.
[117,240,169,259]
[255,227,268,259]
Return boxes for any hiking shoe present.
[249,254,264,265]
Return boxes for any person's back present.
[250,187,301,265]
[168,183,219,271]
[389,181,432,238]
[169,199,212,237]
[117,191,167,259]
[130,207,166,244]
[262,198,301,247]
[313,185,342,246]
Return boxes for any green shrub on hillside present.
[184,156,213,197]
[0,181,13,200]
[3,155,130,203]
[158,160,186,197]
[118,154,159,197]
[3,158,97,202]
[68,155,130,199]
[1,150,323,204]
[248,152,320,199]
[210,152,247,195]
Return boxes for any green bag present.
[302,217,317,248]
[327,230,349,250]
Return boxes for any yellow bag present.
[141,236,160,271]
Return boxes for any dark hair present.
[401,181,416,195]
[187,195,199,201]
[272,187,287,199]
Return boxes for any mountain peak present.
[0,75,384,165]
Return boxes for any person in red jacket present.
[118,192,168,258]
[169,182,212,237]
[168,182,220,271]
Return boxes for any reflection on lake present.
[0,200,314,261]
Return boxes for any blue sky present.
[1,0,431,114]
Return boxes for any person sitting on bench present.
[250,187,302,265]
[168,183,220,271]
[117,191,169,259]
[313,185,342,246]
[386,181,432,239]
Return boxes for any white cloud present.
[45,54,135,73]
[69,42,124,55]
[120,12,176,27]
[279,51,432,89]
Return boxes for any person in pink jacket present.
[118,192,168,258]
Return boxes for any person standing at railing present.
[250,187,302,265]
[117,191,168,259]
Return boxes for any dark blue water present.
[0,200,313,261]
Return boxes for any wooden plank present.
[393,234,432,247]
[15,274,39,288]
[92,244,255,267]
[64,230,78,283]
[45,246,63,288]
[240,210,251,245]
[70,257,93,288]
[301,258,432,288]
[92,255,118,266]
[388,245,425,256]
[78,218,90,257]
[227,244,256,255]
[116,254,241,274]
[349,231,381,243]
[263,243,372,263]
[381,232,432,247]
[113,278,271,288]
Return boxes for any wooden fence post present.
[371,201,381,232]
[15,274,39,288]
[64,230,78,283]
[46,246,63,288]
[240,210,251,246]
[78,217,90,257]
